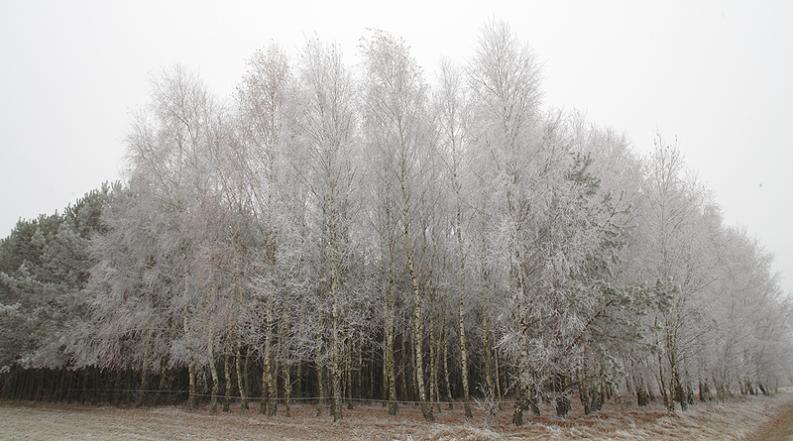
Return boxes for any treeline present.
[1,22,791,424]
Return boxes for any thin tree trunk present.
[223,337,232,412]
[316,360,325,416]
[382,335,388,406]
[208,335,219,413]
[369,347,375,400]
[452,154,471,419]
[326,192,343,422]
[137,360,149,407]
[296,361,302,399]
[357,339,363,402]
[236,335,248,412]
[184,314,198,409]
[384,262,398,415]
[400,332,408,402]
[330,308,343,421]
[443,328,453,410]
[512,384,528,426]
[411,291,432,421]
[260,301,274,416]
[157,361,169,405]
[188,365,197,409]
[346,341,354,410]
[494,338,502,408]
[429,315,441,413]
[281,362,291,416]
[243,348,250,406]
[280,309,291,417]
[482,310,495,398]
[458,290,472,418]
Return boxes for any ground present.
[749,401,793,441]
[1,394,792,440]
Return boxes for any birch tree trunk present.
[384,253,399,415]
[223,337,232,412]
[400,333,408,401]
[482,310,495,397]
[233,239,249,412]
[235,334,248,412]
[208,334,219,413]
[429,315,441,413]
[137,364,149,408]
[402,174,433,421]
[357,340,363,402]
[409,275,432,421]
[188,364,197,409]
[184,314,198,409]
[346,340,354,410]
[330,278,343,421]
[458,291,472,418]
[455,185,472,419]
[243,350,250,403]
[494,339,502,408]
[280,309,291,416]
[442,328,453,409]
[296,361,302,400]
[281,362,292,416]
[260,301,274,415]
[327,193,344,422]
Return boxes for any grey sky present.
[1,0,791,293]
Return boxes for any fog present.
[1,0,791,292]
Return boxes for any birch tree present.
[361,30,438,421]
[297,37,360,421]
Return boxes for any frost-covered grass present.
[1,393,791,440]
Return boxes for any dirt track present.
[748,402,793,441]
[2,395,792,441]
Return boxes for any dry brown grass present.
[746,401,793,441]
[2,393,792,440]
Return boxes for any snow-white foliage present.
[0,21,790,423]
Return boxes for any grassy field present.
[1,393,791,440]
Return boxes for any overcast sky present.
[1,0,791,293]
